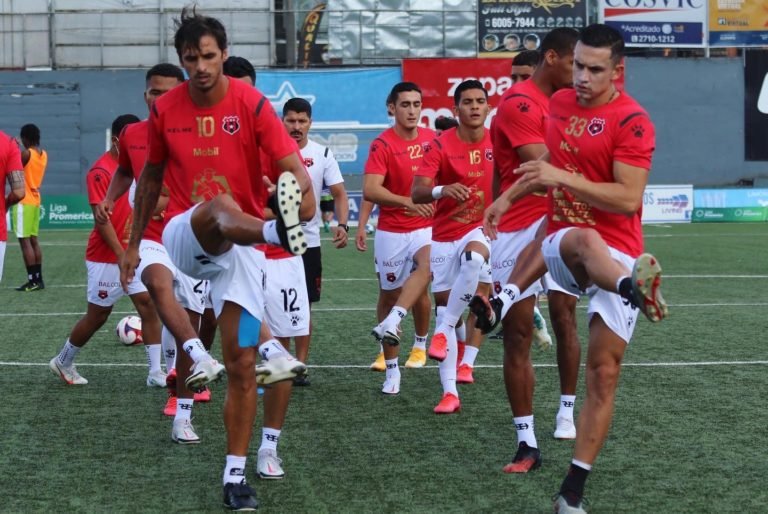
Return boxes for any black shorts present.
[301,246,322,303]
[320,199,335,213]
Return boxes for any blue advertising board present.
[346,191,379,225]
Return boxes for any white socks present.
[259,339,291,361]
[182,338,210,363]
[260,428,281,452]
[413,334,427,350]
[161,326,176,370]
[175,398,194,422]
[262,220,280,246]
[57,340,80,367]
[145,343,162,373]
[514,415,537,448]
[385,358,400,382]
[558,395,576,420]
[455,322,466,343]
[224,455,247,485]
[443,251,484,327]
[461,345,479,367]
[438,329,458,396]
[499,283,522,320]
[382,306,407,332]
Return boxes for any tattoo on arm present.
[8,170,24,192]
[129,162,165,246]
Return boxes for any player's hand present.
[94,199,114,224]
[119,245,141,292]
[515,161,566,189]
[442,183,472,202]
[483,196,511,240]
[405,200,434,219]
[262,175,276,195]
[331,226,348,249]
[355,230,367,252]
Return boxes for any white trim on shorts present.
[430,227,490,293]
[264,256,310,337]
[86,260,147,307]
[374,227,431,291]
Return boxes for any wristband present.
[431,186,444,199]
[338,223,349,232]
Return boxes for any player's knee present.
[460,251,485,276]
[587,361,621,397]
[224,350,257,382]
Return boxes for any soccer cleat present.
[292,374,311,387]
[553,493,588,513]
[275,171,308,256]
[171,418,200,444]
[15,280,32,291]
[223,482,259,511]
[533,308,553,350]
[371,322,400,346]
[255,356,307,385]
[553,416,577,440]
[370,352,386,372]
[193,386,211,402]
[165,368,177,388]
[489,329,504,340]
[469,294,504,334]
[17,280,43,292]
[163,392,178,417]
[185,358,225,393]
[456,363,475,384]
[256,449,285,480]
[404,347,427,368]
[428,332,448,362]
[456,341,466,369]
[381,376,400,395]
[49,357,88,385]
[146,369,168,387]
[434,392,461,414]
[503,442,542,473]
[631,253,668,323]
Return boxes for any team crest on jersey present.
[191,168,232,202]
[303,157,314,168]
[587,117,605,136]
[422,141,431,153]
[485,148,493,161]
[222,115,240,135]
[632,124,645,138]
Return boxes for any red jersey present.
[118,120,165,243]
[0,131,22,241]
[546,89,656,257]
[147,78,298,222]
[416,127,494,242]
[491,79,549,232]
[364,127,435,233]
[86,151,133,263]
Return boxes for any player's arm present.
[5,170,25,208]
[355,198,374,252]
[21,148,31,167]
[329,182,349,249]
[276,152,316,221]
[363,174,410,208]
[564,161,647,214]
[129,161,165,247]
[95,164,134,224]
[91,204,125,258]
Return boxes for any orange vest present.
[21,148,47,206]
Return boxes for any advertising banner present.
[256,68,400,174]
[692,207,768,222]
[478,0,588,57]
[402,58,512,128]
[346,191,379,226]
[40,195,94,230]
[694,188,768,208]
[600,0,706,47]
[745,50,768,161]
[709,0,768,47]
[641,185,693,223]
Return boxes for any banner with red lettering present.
[402,58,512,129]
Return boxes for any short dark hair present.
[386,82,421,106]
[434,116,458,132]
[223,56,256,83]
[20,124,41,146]
[539,27,579,61]
[512,49,540,67]
[453,79,488,106]
[112,114,141,138]
[580,24,624,63]
[283,97,312,117]
[173,5,228,59]
[145,63,185,84]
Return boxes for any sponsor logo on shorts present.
[98,281,120,288]
[491,259,514,270]
[290,314,302,327]
[382,259,405,268]
[431,256,447,264]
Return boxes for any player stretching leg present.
[363,82,435,393]
[50,115,163,387]
[120,8,314,510]
[412,80,494,414]
[473,25,666,512]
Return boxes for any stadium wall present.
[0,57,764,198]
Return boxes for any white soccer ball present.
[365,223,375,235]
[116,315,143,345]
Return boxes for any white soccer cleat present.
[532,307,553,350]
[256,449,285,480]
[146,369,168,388]
[371,321,401,346]
[553,416,577,440]
[255,356,307,385]
[49,357,88,385]
[275,171,308,256]
[381,376,401,395]
[553,494,587,513]
[171,418,201,444]
[185,358,225,392]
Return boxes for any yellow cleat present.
[404,347,427,368]
[369,352,386,372]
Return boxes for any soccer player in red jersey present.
[477,25,667,511]
[49,115,164,387]
[363,82,436,393]
[412,80,494,414]
[482,28,581,473]
[121,9,314,510]
[96,63,217,438]
[0,130,25,283]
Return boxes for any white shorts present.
[137,239,208,315]
[374,227,431,291]
[431,227,491,293]
[264,256,310,338]
[163,205,266,320]
[542,227,638,343]
[0,241,5,282]
[491,216,574,299]
[86,260,147,307]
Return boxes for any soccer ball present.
[365,223,375,235]
[116,315,143,345]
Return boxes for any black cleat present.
[292,374,311,387]
[468,294,503,335]
[502,442,542,473]
[274,172,308,256]
[16,281,42,292]
[223,482,259,511]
